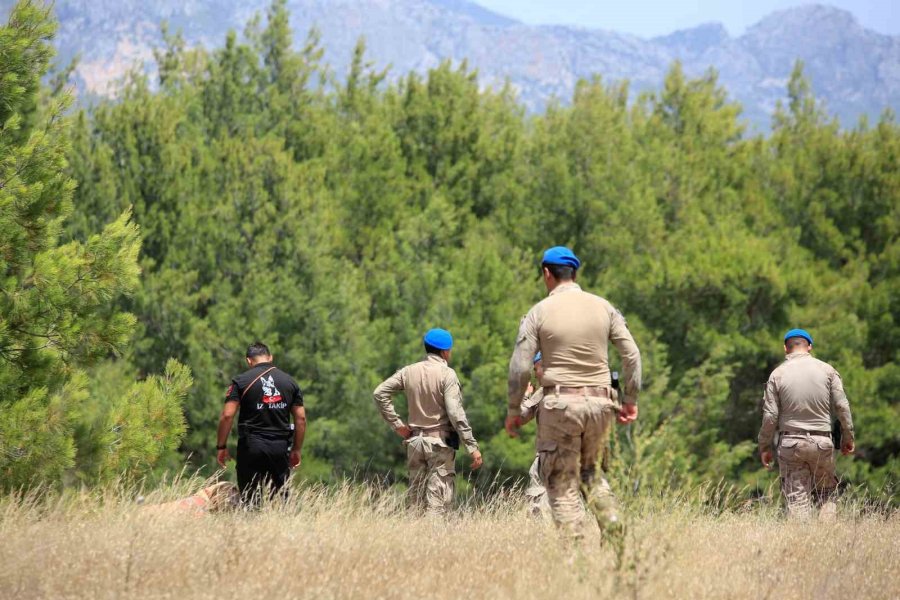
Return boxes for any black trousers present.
[236,435,290,505]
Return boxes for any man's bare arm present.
[292,405,307,452]
[216,401,239,467]
[217,401,238,447]
[290,405,307,468]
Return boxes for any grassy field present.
[0,479,897,600]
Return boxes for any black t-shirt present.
[225,362,303,439]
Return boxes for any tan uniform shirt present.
[520,387,544,425]
[507,282,642,416]
[373,354,479,454]
[758,351,854,453]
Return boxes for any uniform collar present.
[549,281,582,296]
[425,354,448,365]
[785,351,811,361]
[253,361,274,368]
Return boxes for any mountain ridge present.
[3,0,898,128]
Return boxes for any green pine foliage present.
[0,1,190,490]
[14,0,893,499]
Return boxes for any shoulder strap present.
[240,366,277,401]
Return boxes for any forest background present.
[1,0,897,503]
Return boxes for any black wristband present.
[216,444,227,450]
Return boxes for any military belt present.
[543,386,609,398]
[410,428,451,439]
[780,429,832,437]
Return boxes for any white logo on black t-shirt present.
[260,375,283,404]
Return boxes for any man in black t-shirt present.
[216,341,306,504]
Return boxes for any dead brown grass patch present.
[0,480,896,599]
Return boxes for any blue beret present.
[784,328,813,345]
[542,246,581,269]
[423,328,453,351]
[533,352,542,363]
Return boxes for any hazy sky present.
[474,1,899,37]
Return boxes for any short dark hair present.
[246,341,271,358]
[424,343,444,355]
[543,263,576,281]
[785,337,810,351]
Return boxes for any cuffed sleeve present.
[520,387,543,425]
[758,377,780,453]
[508,310,540,418]
[609,306,642,405]
[373,368,407,432]
[443,371,479,454]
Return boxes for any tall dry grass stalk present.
[0,476,897,599]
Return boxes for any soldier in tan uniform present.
[506,246,642,545]
[758,329,855,519]
[374,328,483,515]
[520,353,549,518]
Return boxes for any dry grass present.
[0,478,897,600]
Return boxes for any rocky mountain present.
[3,0,899,129]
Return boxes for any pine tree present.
[0,1,189,489]
[55,0,898,498]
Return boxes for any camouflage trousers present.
[777,433,838,519]
[525,455,550,519]
[406,435,455,516]
[536,391,621,540]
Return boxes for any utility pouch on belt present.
[610,371,622,410]
[446,430,460,450]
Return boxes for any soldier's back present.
[536,285,613,387]
[771,353,835,433]
[403,355,454,429]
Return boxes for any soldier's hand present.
[841,439,855,456]
[216,448,232,468]
[470,450,483,470]
[290,449,302,469]
[617,403,638,424]
[525,382,534,396]
[395,425,412,439]
[505,415,522,437]
[760,450,774,470]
